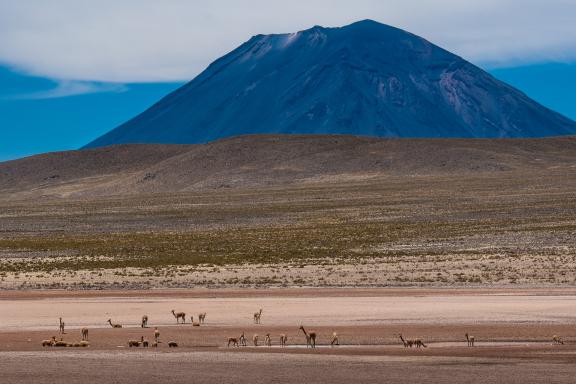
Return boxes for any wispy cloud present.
[4,80,127,100]
[0,0,575,83]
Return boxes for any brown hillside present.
[1,135,575,200]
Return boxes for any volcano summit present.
[85,20,576,148]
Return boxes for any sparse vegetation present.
[0,167,575,288]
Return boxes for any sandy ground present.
[1,288,576,383]
[2,351,576,384]
[3,351,576,384]
[1,289,576,331]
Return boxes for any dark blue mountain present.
[84,20,576,148]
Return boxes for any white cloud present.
[0,0,575,83]
[5,80,127,100]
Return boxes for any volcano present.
[84,20,576,148]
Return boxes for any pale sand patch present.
[2,292,576,331]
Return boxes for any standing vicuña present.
[299,326,316,348]
[171,310,186,324]
[399,333,411,347]
[253,309,263,324]
[465,333,475,347]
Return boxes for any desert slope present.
[1,135,576,200]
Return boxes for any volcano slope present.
[0,135,575,289]
[84,19,576,148]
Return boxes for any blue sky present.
[0,66,183,161]
[1,0,576,161]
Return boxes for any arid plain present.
[2,289,576,383]
[1,136,576,382]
